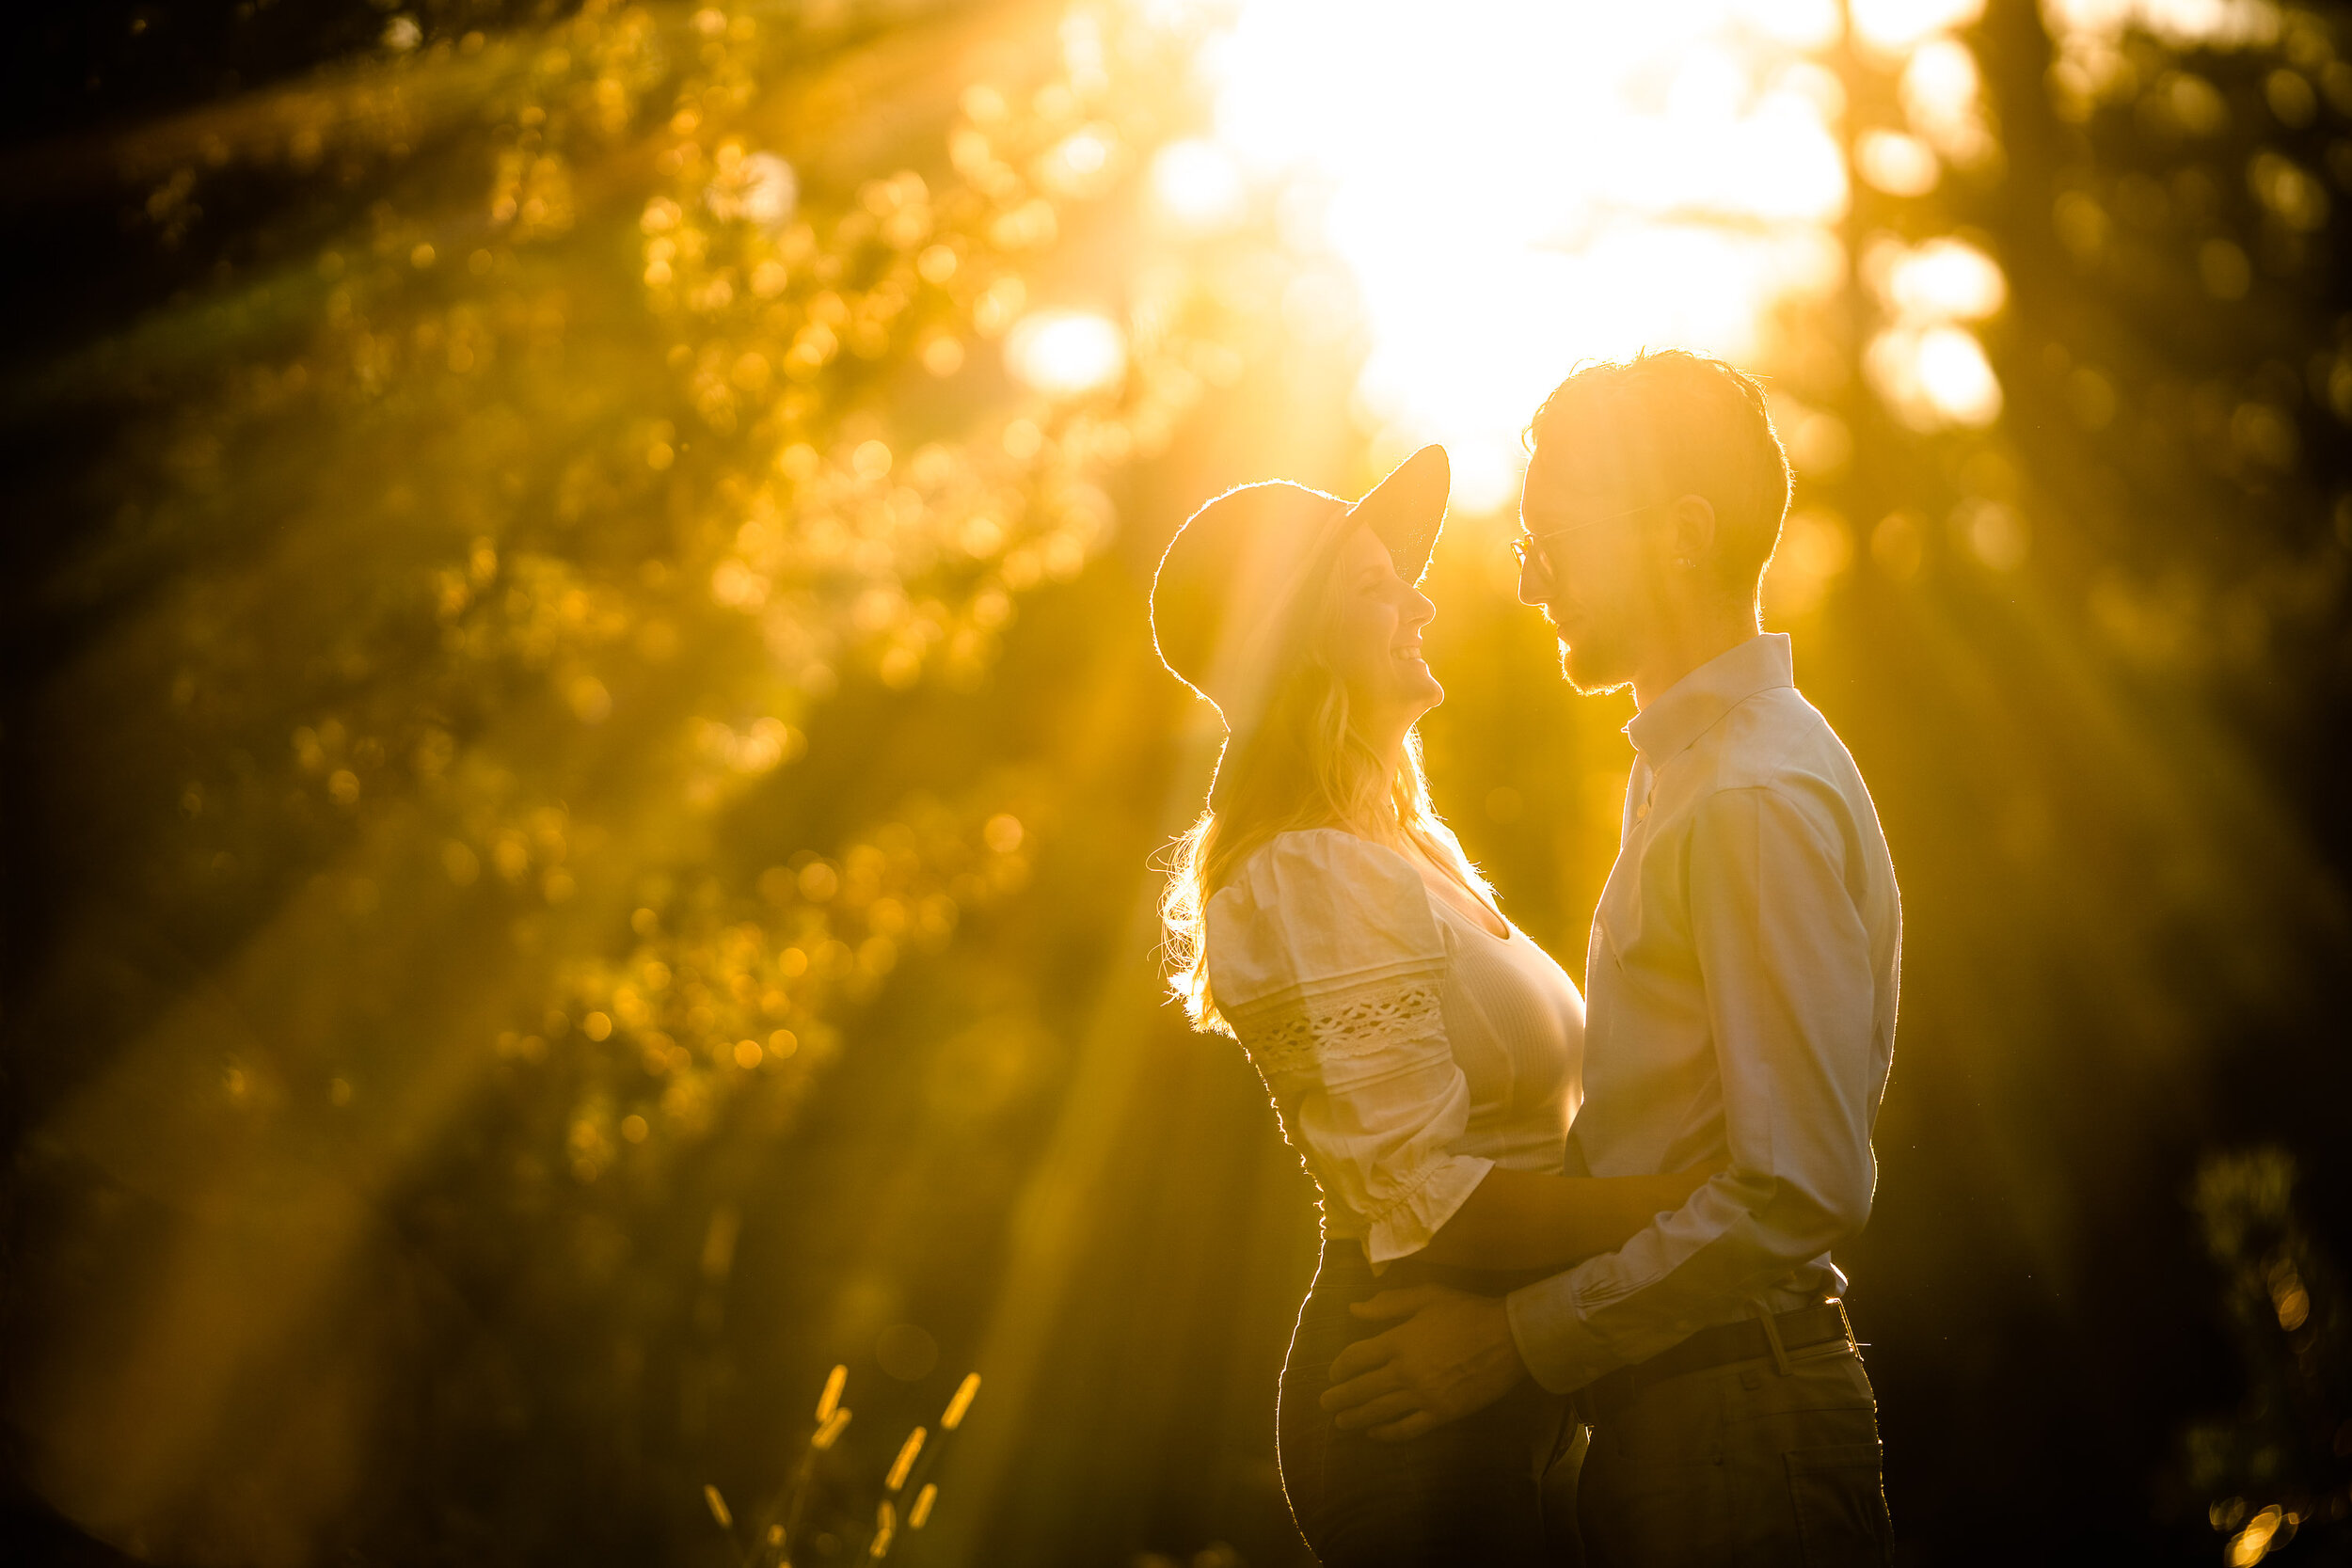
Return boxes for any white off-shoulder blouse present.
[1204,828,1585,1266]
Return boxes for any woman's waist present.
[1276,1098,1568,1162]
[1460,1123,1572,1168]
[1295,1130,1565,1194]
[1310,1229,1560,1298]
[1304,1139,1563,1244]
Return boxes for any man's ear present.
[1668,494,1717,570]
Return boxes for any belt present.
[1581,1299,1855,1419]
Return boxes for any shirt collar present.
[1624,633,1794,765]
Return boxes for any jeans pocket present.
[1786,1442,1894,1567]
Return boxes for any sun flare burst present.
[1188,0,1881,510]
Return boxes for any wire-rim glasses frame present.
[1507,499,1662,573]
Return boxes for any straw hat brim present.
[1346,444,1449,585]
[1148,444,1452,728]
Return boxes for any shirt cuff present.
[1503,1266,1621,1394]
[1361,1152,1494,1266]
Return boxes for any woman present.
[1151,448,1709,1566]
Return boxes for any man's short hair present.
[1525,350,1793,596]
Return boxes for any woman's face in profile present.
[1322,523,1442,726]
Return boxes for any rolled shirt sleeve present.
[1504,784,1883,1392]
[1208,831,1493,1266]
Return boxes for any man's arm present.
[1407,1161,1721,1270]
[1502,783,1881,1393]
[1320,782,1885,1433]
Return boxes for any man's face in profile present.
[1516,445,1653,695]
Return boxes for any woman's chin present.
[1351,671,1443,727]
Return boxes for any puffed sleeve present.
[1205,830,1493,1265]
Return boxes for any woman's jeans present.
[1277,1236,1575,1567]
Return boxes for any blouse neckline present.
[1426,888,1517,945]
[1408,868,1511,942]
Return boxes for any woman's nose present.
[1405,586,1436,626]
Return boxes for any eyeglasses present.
[1507,499,1661,572]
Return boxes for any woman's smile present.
[1323,523,1443,725]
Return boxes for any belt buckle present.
[1827,1296,1854,1348]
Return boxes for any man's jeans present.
[1558,1336,1895,1567]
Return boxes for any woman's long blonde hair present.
[1159,541,1493,1035]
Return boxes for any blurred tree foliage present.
[1750,1,2352,1558]
[4,1,2351,1566]
[2182,1148,2348,1563]
[0,1,1297,1562]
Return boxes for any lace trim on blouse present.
[1225,960,1448,1080]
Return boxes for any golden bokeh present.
[2,0,2347,1562]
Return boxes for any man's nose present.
[1515,557,1546,608]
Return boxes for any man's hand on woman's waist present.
[1319,1285,1527,1442]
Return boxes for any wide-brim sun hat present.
[1150,445,1450,733]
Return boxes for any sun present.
[1148,0,1884,511]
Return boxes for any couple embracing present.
[1151,350,1900,1566]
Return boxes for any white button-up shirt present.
[1503,633,1901,1394]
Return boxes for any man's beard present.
[1549,617,1634,696]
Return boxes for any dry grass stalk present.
[884,1427,927,1492]
[812,1407,853,1450]
[940,1373,980,1431]
[706,1362,978,1564]
[816,1363,849,1423]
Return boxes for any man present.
[1320,350,1902,1563]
